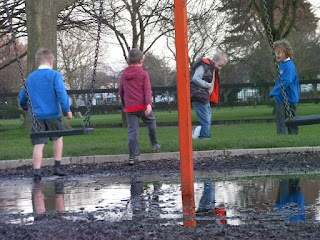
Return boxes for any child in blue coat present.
[19,48,73,182]
[270,40,299,135]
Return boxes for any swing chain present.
[4,0,42,132]
[82,0,103,128]
[262,0,293,119]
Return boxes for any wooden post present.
[174,0,196,227]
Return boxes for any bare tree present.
[1,0,27,41]
[78,0,174,61]
[142,52,176,111]
[57,28,101,117]
[164,0,227,67]
[289,29,320,80]
[0,0,91,70]
[25,0,80,73]
[143,51,175,87]
[0,37,27,93]
[1,0,27,73]
[98,66,122,89]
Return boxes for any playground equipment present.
[262,0,320,127]
[4,0,104,138]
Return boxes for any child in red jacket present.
[119,48,160,165]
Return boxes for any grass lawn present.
[1,103,320,160]
[2,103,320,127]
[1,122,320,161]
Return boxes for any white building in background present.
[70,93,118,106]
[299,84,320,92]
[237,88,260,101]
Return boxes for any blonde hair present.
[35,48,55,66]
[274,39,293,58]
[213,51,228,64]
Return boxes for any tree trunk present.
[71,95,83,118]
[23,0,77,130]
[25,0,59,73]
[223,89,232,103]
[312,83,318,98]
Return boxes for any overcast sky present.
[101,0,320,73]
[307,0,320,17]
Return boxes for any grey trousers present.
[275,103,298,135]
[126,110,158,156]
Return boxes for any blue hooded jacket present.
[269,60,299,105]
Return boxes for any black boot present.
[54,161,66,176]
[33,174,42,183]
[33,169,42,182]
[54,166,66,176]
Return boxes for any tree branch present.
[0,51,27,71]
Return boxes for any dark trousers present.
[126,110,158,156]
[275,103,298,135]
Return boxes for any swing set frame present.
[4,0,103,139]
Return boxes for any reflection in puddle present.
[0,175,320,226]
[276,178,305,221]
[196,182,227,224]
[33,180,66,221]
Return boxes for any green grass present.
[1,103,320,161]
[1,123,320,161]
[2,103,320,127]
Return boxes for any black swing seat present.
[285,115,320,127]
[30,128,94,139]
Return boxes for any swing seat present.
[30,128,94,139]
[285,115,320,127]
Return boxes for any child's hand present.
[23,109,29,113]
[145,104,152,116]
[208,82,214,91]
[67,111,73,120]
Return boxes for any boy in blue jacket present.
[19,48,73,182]
[270,40,299,135]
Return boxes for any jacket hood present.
[123,65,143,81]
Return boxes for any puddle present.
[1,174,320,225]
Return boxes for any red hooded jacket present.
[119,65,152,112]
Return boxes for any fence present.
[1,80,320,128]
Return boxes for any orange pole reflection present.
[182,193,197,227]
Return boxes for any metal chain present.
[262,0,293,119]
[82,0,103,128]
[4,0,42,131]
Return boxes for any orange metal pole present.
[174,0,196,227]
[174,0,194,197]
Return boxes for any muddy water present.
[1,174,320,225]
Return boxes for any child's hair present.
[35,48,55,66]
[213,51,228,64]
[273,39,293,59]
[128,48,143,65]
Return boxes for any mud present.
[1,151,320,239]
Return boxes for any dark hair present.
[128,48,143,64]
[35,48,55,65]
